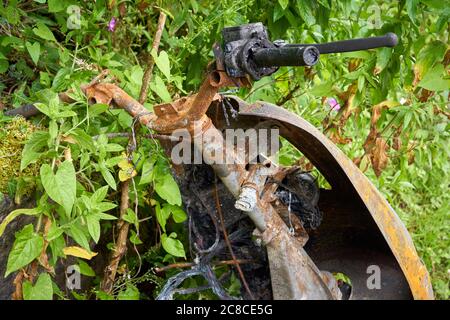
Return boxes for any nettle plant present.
[0,81,187,299]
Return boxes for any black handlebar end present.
[385,32,399,47]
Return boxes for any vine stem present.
[99,9,167,295]
[154,259,255,274]
[213,176,255,300]
[100,179,131,294]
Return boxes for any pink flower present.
[327,97,340,111]
[107,17,117,32]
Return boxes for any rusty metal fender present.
[231,97,434,300]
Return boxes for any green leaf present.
[278,0,289,10]
[67,129,95,151]
[375,47,392,74]
[169,205,187,223]
[310,81,334,96]
[163,204,187,223]
[0,59,9,73]
[139,158,155,185]
[296,0,315,26]
[153,50,171,80]
[25,41,40,65]
[96,202,117,212]
[100,167,117,191]
[406,0,419,23]
[117,284,140,300]
[40,160,76,215]
[91,186,109,203]
[150,75,172,102]
[105,143,124,152]
[129,230,143,245]
[21,131,49,170]
[46,224,64,241]
[48,0,67,13]
[161,232,185,258]
[95,213,117,220]
[414,41,447,80]
[0,208,40,238]
[122,208,138,227]
[418,64,450,91]
[89,103,109,118]
[86,215,101,243]
[155,202,169,232]
[33,22,57,42]
[155,173,182,206]
[96,291,114,300]
[6,224,44,277]
[23,273,53,300]
[77,260,95,277]
[69,223,90,250]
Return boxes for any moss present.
[0,117,40,194]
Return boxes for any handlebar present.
[219,23,399,80]
[284,33,398,54]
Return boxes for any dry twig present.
[138,11,167,104]
[213,176,255,300]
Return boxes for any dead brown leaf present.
[370,137,389,177]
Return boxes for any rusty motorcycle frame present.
[81,23,434,300]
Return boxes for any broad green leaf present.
[139,158,155,185]
[34,102,53,117]
[96,202,117,212]
[69,223,90,250]
[96,291,114,300]
[0,208,40,238]
[25,41,40,65]
[40,160,76,215]
[100,167,117,191]
[168,205,187,223]
[23,273,53,300]
[46,224,64,241]
[48,119,58,141]
[155,173,182,206]
[77,260,95,277]
[414,41,447,81]
[155,202,170,232]
[117,284,140,300]
[161,233,185,258]
[88,103,109,118]
[48,0,67,12]
[153,50,171,80]
[122,208,138,227]
[129,230,143,245]
[105,143,124,152]
[406,0,419,23]
[95,213,117,220]
[33,22,57,42]
[310,81,334,96]
[6,224,44,277]
[86,215,101,243]
[296,0,315,26]
[374,47,392,75]
[66,129,95,151]
[418,64,450,91]
[21,131,49,170]
[163,204,187,223]
[91,186,109,203]
[150,75,172,102]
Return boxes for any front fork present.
[195,119,340,299]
